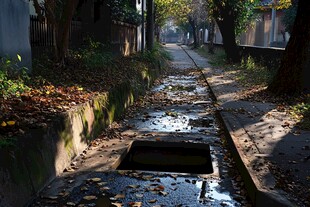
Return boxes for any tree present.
[268,0,310,94]
[154,0,173,41]
[208,0,258,62]
[33,0,79,64]
[282,0,298,34]
[171,0,207,48]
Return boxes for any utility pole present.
[146,0,154,51]
[141,0,145,52]
[270,0,277,45]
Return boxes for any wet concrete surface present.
[29,44,252,207]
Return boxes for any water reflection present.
[197,180,235,206]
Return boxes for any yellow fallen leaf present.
[46,91,50,95]
[89,177,102,182]
[1,121,7,127]
[128,202,142,207]
[111,203,123,207]
[83,195,97,200]
[7,121,15,126]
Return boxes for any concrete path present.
[29,44,252,207]
[181,44,310,207]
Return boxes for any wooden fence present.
[111,20,137,56]
[30,15,82,57]
[30,16,137,57]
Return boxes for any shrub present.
[0,56,29,100]
[78,39,113,69]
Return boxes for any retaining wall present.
[0,61,166,207]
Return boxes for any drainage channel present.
[30,44,251,207]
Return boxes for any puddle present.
[196,180,236,206]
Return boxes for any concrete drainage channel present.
[30,44,252,207]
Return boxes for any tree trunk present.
[54,0,79,64]
[216,15,240,63]
[268,0,310,94]
[189,17,198,48]
[208,18,215,54]
[155,24,160,42]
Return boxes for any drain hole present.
[116,141,213,174]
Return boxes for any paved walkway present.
[180,44,310,207]
[29,44,252,207]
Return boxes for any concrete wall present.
[0,0,32,70]
[213,11,289,48]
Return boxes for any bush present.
[78,39,113,69]
[109,0,142,25]
[0,56,29,100]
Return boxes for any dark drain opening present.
[116,141,213,174]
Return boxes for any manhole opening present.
[115,141,213,174]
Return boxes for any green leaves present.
[109,0,142,25]
[0,56,30,100]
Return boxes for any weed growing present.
[290,96,310,130]
[0,56,30,100]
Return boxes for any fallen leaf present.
[114,194,125,199]
[159,191,168,196]
[111,203,123,207]
[81,186,88,191]
[128,184,140,188]
[66,202,76,206]
[135,194,144,198]
[100,186,110,191]
[1,121,7,127]
[45,196,58,200]
[83,195,97,200]
[7,121,15,126]
[89,177,102,182]
[128,202,142,207]
[97,182,108,186]
[142,175,153,180]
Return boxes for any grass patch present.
[290,96,310,130]
[237,55,275,87]
[196,45,275,87]
[196,46,226,68]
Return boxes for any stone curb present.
[181,45,296,207]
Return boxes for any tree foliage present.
[282,0,298,34]
[206,0,258,62]
[109,0,142,25]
